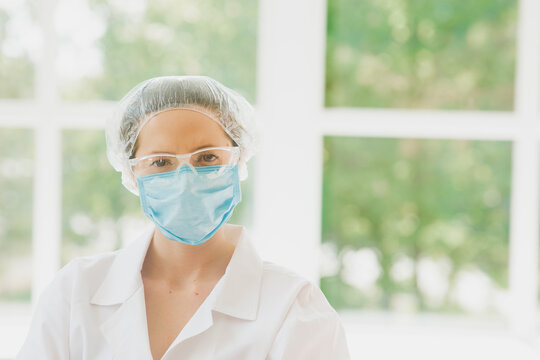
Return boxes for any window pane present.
[0,129,33,302]
[325,0,517,110]
[62,129,143,263]
[321,137,511,316]
[0,1,37,98]
[62,129,254,262]
[55,0,258,103]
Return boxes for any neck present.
[141,225,235,288]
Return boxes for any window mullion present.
[254,0,327,283]
[508,0,540,339]
[31,0,61,305]
[319,109,525,140]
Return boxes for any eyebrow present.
[146,145,220,155]
[194,144,218,151]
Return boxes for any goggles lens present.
[131,147,239,177]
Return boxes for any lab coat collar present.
[90,224,263,321]
[90,225,154,306]
[213,224,262,320]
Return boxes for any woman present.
[17,76,350,359]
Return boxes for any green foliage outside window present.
[0,0,525,315]
[0,129,33,301]
[321,138,511,314]
[322,0,517,314]
[325,0,517,109]
[62,130,142,263]
[61,0,258,103]
[0,2,35,98]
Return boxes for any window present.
[254,0,539,358]
[0,0,258,357]
[325,0,517,110]
[0,129,33,302]
[55,0,257,102]
[1,0,539,358]
[322,0,517,318]
[61,129,143,262]
[321,137,511,315]
[0,1,37,98]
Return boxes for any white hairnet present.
[105,75,258,195]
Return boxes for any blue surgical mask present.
[136,164,241,245]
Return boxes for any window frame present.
[253,0,539,341]
[0,0,538,356]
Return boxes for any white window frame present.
[0,0,538,356]
[253,0,540,343]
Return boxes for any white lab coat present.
[17,224,351,359]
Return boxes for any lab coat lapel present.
[162,295,217,358]
[90,224,263,358]
[213,225,263,320]
[164,225,262,357]
[99,286,153,359]
[90,226,154,359]
[175,300,214,344]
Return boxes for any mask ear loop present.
[233,147,241,164]
[215,147,241,178]
[127,158,141,193]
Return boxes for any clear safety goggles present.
[129,146,241,177]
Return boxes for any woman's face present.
[134,108,233,159]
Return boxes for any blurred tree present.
[0,0,522,314]
[0,129,33,301]
[61,130,141,262]
[322,0,517,315]
[326,0,517,109]
[60,0,257,103]
[0,2,35,98]
[321,137,511,314]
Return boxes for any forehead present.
[135,108,230,155]
[144,107,219,127]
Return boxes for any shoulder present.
[260,262,351,359]
[41,250,120,304]
[17,251,121,359]
[261,260,310,285]
[260,260,337,315]
[260,261,310,294]
[59,250,118,282]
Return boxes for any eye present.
[194,151,220,165]
[150,157,173,167]
[201,153,218,162]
